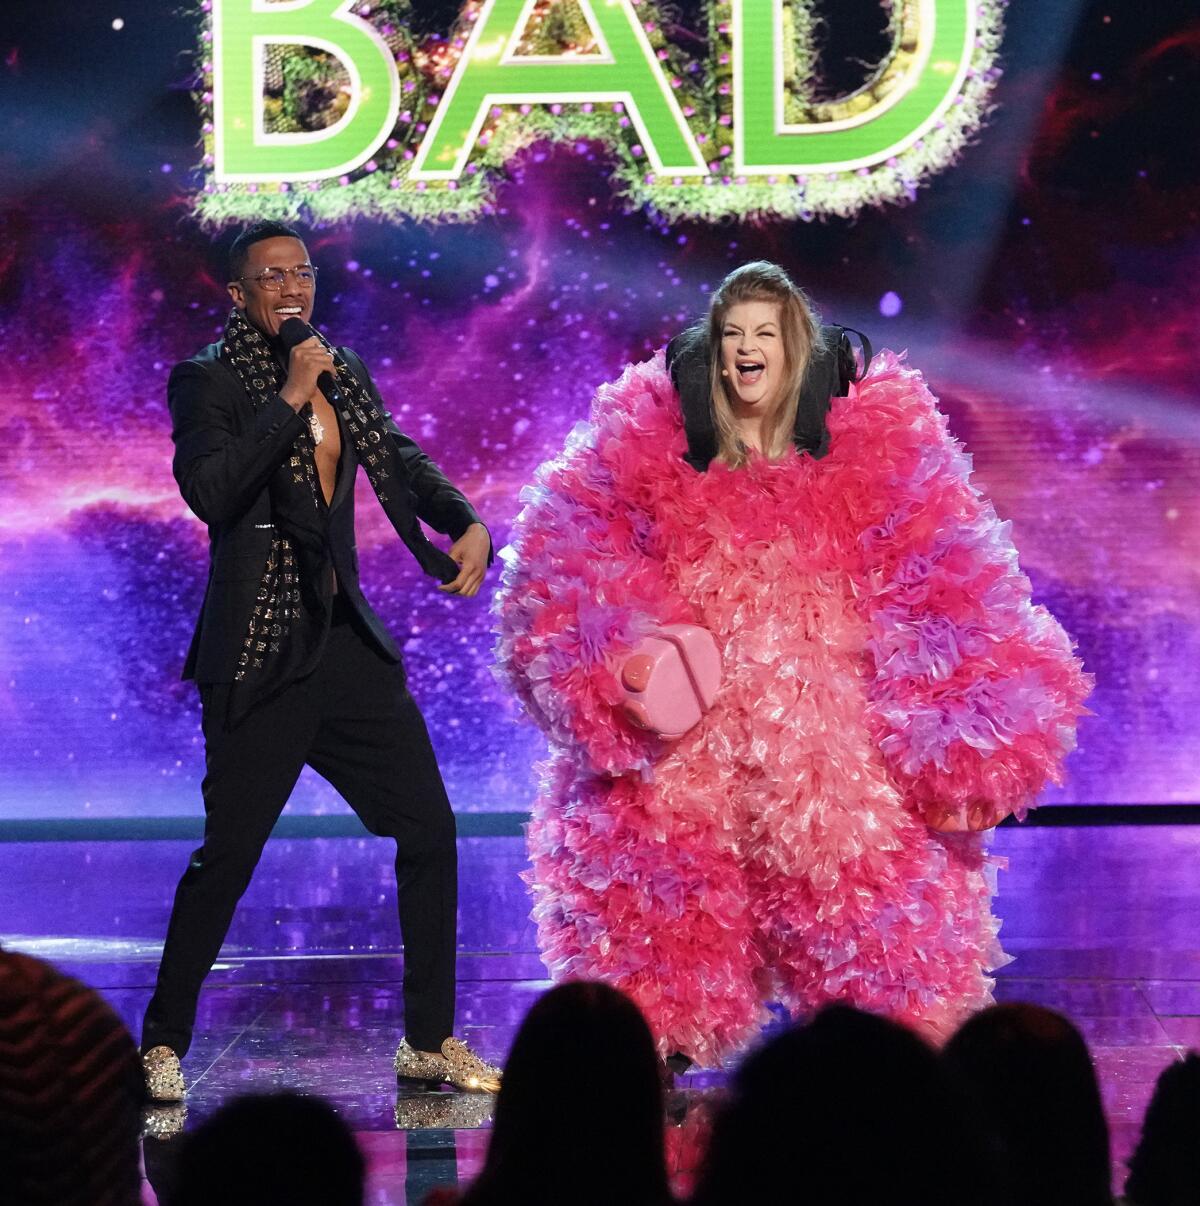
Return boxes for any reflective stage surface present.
[3,826,1199,1203]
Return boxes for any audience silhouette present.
[688,1002,996,1206]
[7,952,1198,1206]
[0,947,142,1206]
[166,1091,365,1206]
[428,980,673,1206]
[944,1002,1114,1206]
[1123,1051,1200,1206]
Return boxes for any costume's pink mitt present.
[829,352,1093,829]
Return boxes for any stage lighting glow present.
[5,3,1195,821]
[196,0,1005,225]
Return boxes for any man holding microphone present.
[141,221,499,1100]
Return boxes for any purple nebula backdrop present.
[0,1,1198,816]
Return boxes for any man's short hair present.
[229,221,304,282]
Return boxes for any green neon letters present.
[734,0,975,173]
[200,0,1003,223]
[213,0,399,181]
[411,0,704,179]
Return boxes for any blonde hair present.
[707,262,820,467]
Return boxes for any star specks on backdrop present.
[0,1,1197,815]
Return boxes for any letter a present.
[412,0,705,179]
[213,0,399,182]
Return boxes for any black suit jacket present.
[168,340,485,684]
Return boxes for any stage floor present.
[3,825,1200,1203]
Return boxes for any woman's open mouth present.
[737,360,765,386]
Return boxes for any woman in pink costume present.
[494,262,1091,1067]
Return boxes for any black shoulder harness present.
[665,324,873,471]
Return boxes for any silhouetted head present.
[1124,1052,1200,1206]
[461,981,670,1206]
[168,1091,364,1206]
[944,1002,1112,1206]
[0,949,142,1206]
[690,1003,995,1206]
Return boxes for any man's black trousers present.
[141,602,457,1057]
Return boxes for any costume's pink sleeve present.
[494,363,694,776]
[837,352,1092,826]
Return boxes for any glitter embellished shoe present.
[141,1103,188,1140]
[142,1045,186,1103]
[394,1037,502,1093]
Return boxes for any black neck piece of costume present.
[664,324,873,471]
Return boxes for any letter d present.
[213,0,398,182]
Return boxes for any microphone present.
[278,315,313,352]
[278,317,347,409]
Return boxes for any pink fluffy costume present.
[493,348,1091,1067]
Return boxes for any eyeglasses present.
[237,265,319,291]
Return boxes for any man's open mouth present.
[275,306,304,317]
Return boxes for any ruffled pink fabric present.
[494,350,1092,1066]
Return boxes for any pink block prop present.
[616,624,722,739]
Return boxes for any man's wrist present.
[278,382,308,412]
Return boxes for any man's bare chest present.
[311,389,343,502]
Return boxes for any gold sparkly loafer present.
[141,1103,188,1140]
[394,1037,502,1094]
[143,1045,186,1103]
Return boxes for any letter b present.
[213,0,398,182]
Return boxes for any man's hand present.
[925,798,1012,832]
[279,337,335,411]
[438,523,490,597]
